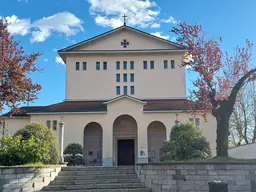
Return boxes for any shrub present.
[160,141,172,162]
[14,122,60,164]
[0,136,50,166]
[64,143,84,166]
[160,122,211,161]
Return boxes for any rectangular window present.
[130,86,135,95]
[76,62,80,71]
[171,60,175,69]
[164,60,168,69]
[130,73,134,82]
[143,61,147,69]
[116,86,121,95]
[53,120,57,131]
[116,74,120,82]
[195,118,200,127]
[123,86,127,95]
[123,61,127,70]
[130,61,134,70]
[46,120,51,129]
[96,62,100,70]
[150,61,154,69]
[116,61,120,70]
[103,61,107,70]
[123,74,127,82]
[83,62,87,71]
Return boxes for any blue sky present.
[0,0,256,109]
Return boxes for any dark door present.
[118,139,135,165]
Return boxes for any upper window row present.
[163,60,175,69]
[75,62,108,71]
[116,61,134,70]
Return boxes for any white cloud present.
[55,56,65,65]
[161,16,177,24]
[5,15,30,36]
[44,58,48,62]
[2,12,83,43]
[150,23,160,28]
[150,32,169,40]
[17,0,28,2]
[53,48,58,52]
[88,0,160,28]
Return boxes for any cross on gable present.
[121,39,129,48]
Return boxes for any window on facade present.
[116,86,121,95]
[123,86,128,95]
[195,118,200,127]
[123,74,127,82]
[171,60,175,69]
[130,73,134,82]
[164,60,168,69]
[53,120,57,131]
[130,86,135,95]
[103,62,107,70]
[123,61,127,70]
[46,120,51,129]
[143,61,147,69]
[150,61,154,69]
[116,74,120,82]
[83,62,87,71]
[76,62,80,71]
[116,61,120,70]
[130,61,134,70]
[96,62,100,70]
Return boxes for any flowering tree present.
[0,19,41,114]
[172,23,256,157]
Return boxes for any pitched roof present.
[1,99,193,116]
[58,25,185,52]
[1,106,46,117]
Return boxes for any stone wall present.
[0,165,63,192]
[135,163,256,192]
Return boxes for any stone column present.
[59,122,65,163]
[102,124,113,166]
[137,122,148,164]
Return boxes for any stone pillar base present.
[102,158,113,166]
[137,157,148,164]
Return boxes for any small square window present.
[46,120,51,129]
[96,62,100,70]
[130,61,134,70]
[123,61,127,70]
[150,61,154,69]
[123,86,127,95]
[143,61,147,69]
[130,73,134,82]
[83,62,87,71]
[171,60,175,69]
[76,62,80,71]
[130,86,135,95]
[53,120,57,131]
[164,60,168,69]
[116,86,121,95]
[116,74,120,82]
[103,62,107,70]
[89,151,93,156]
[116,61,120,70]
[123,74,127,82]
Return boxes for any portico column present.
[137,122,148,164]
[102,123,113,166]
[59,122,65,163]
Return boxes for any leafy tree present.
[0,19,41,114]
[14,122,60,164]
[160,123,211,161]
[172,23,256,157]
[64,143,84,166]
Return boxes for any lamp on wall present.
[175,114,180,125]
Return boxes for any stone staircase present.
[40,166,151,192]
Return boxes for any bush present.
[64,143,84,166]
[14,122,60,164]
[0,136,50,166]
[160,122,211,161]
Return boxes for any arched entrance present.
[84,122,103,166]
[113,115,138,166]
[147,121,167,163]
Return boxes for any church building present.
[1,23,216,166]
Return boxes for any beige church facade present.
[1,25,216,166]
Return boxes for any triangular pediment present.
[104,95,146,105]
[59,25,184,52]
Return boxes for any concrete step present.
[55,174,137,180]
[59,170,135,176]
[42,183,145,190]
[50,178,141,185]
[61,166,134,171]
[41,188,152,192]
